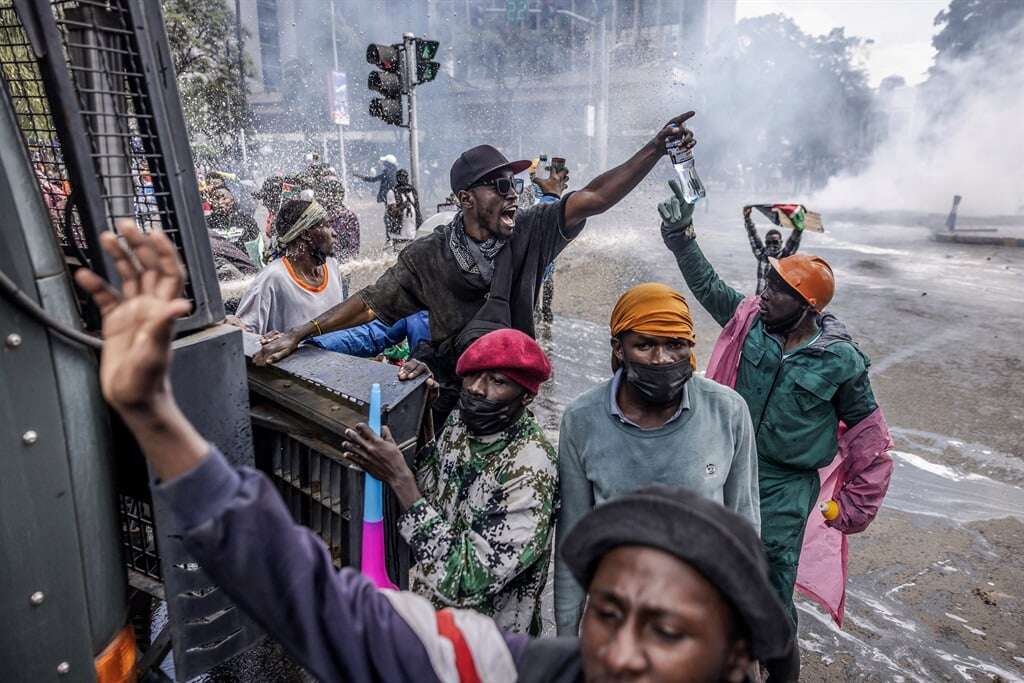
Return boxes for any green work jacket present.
[670,238,877,474]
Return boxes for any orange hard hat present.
[768,254,835,311]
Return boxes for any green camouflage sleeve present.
[412,443,440,499]
[396,441,557,610]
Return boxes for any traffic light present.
[367,43,403,125]
[414,39,440,83]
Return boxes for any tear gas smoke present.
[815,16,1024,215]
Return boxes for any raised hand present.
[342,424,422,510]
[654,111,696,153]
[658,179,696,229]
[74,224,191,415]
[532,166,570,197]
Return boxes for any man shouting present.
[256,113,698,423]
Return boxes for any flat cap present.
[561,485,794,664]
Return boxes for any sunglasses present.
[471,176,524,196]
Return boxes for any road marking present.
[871,329,960,375]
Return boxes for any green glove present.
[657,179,696,229]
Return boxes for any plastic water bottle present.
[666,138,706,203]
[532,154,547,199]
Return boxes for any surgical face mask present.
[458,389,526,436]
[623,357,692,405]
[763,303,810,335]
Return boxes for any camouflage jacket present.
[397,410,558,635]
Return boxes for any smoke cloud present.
[814,16,1024,215]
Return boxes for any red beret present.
[455,328,551,395]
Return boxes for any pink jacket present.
[706,297,894,626]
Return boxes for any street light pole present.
[596,14,609,171]
[330,0,348,188]
[234,0,248,169]
[403,32,421,193]
[556,9,608,171]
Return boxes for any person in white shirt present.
[235,199,347,335]
[384,169,422,252]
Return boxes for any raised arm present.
[563,112,696,226]
[743,206,765,257]
[782,225,803,257]
[72,226,454,683]
[658,181,744,327]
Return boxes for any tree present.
[161,0,252,165]
[921,0,1024,123]
[697,14,879,191]
[929,0,1024,63]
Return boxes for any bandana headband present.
[278,201,328,247]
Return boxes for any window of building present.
[257,0,281,92]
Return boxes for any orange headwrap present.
[610,283,697,369]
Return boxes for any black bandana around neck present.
[446,211,507,284]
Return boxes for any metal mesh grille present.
[254,426,354,567]
[0,0,195,303]
[52,0,194,301]
[120,493,162,581]
[0,2,84,251]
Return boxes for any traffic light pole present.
[403,32,421,194]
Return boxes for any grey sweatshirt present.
[554,374,759,636]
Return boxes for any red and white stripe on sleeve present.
[382,591,518,683]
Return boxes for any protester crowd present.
[76,112,894,683]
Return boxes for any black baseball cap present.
[450,144,531,193]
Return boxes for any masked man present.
[554,283,759,636]
[657,180,893,630]
[235,199,346,334]
[342,328,557,635]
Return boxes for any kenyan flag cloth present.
[752,204,824,232]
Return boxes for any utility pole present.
[596,14,609,171]
[330,0,348,188]
[234,0,248,169]
[556,9,608,171]
[403,32,421,193]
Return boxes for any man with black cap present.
[255,114,697,423]
[71,225,796,681]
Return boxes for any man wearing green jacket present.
[657,181,880,625]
